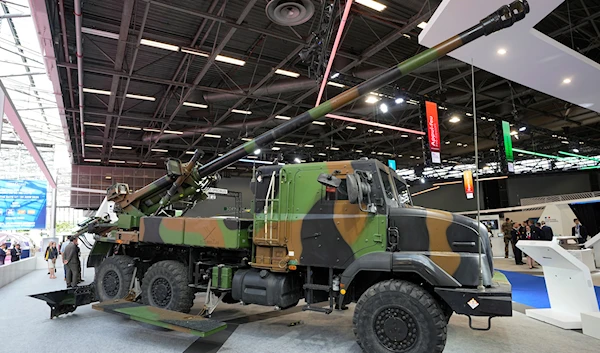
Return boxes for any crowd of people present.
[0,242,23,265]
[501,217,592,269]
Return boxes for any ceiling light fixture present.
[254,149,261,155]
[272,147,281,151]
[562,77,572,84]
[417,21,428,29]
[231,109,252,115]
[294,157,301,163]
[330,72,340,79]
[497,48,507,55]
[84,144,102,148]
[183,102,208,109]
[346,126,356,130]
[180,47,209,57]
[401,134,409,138]
[84,158,101,162]
[275,69,300,78]
[573,148,579,153]
[275,115,291,120]
[304,144,314,148]
[126,93,156,101]
[374,130,383,134]
[318,153,327,156]
[163,130,183,135]
[151,149,168,153]
[365,95,380,104]
[355,150,363,153]
[329,147,340,151]
[420,177,426,183]
[140,39,180,51]
[355,0,387,11]
[561,140,569,144]
[449,116,460,123]
[84,122,105,127]
[216,55,245,66]
[241,138,253,142]
[142,162,157,166]
[81,27,119,40]
[112,145,132,150]
[185,151,195,155]
[444,141,450,144]
[203,134,221,138]
[510,130,518,136]
[143,128,161,133]
[82,87,112,95]
[312,121,326,125]
[379,103,388,113]
[519,126,526,132]
[119,125,142,130]
[327,81,345,88]
[395,97,404,104]
[326,114,425,136]
[108,160,126,164]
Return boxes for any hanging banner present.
[501,120,514,172]
[425,101,441,163]
[463,170,474,199]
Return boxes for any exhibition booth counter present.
[0,255,37,289]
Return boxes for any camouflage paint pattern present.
[139,216,251,249]
[92,300,226,337]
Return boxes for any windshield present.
[379,168,401,207]
[393,175,412,206]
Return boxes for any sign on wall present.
[425,101,441,163]
[463,170,474,199]
[0,180,47,230]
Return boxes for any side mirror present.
[317,173,342,188]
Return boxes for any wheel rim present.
[151,277,172,307]
[374,306,418,352]
[102,270,120,297]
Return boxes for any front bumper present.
[435,282,512,317]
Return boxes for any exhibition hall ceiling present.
[37,0,600,172]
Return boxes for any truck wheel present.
[353,280,447,353]
[95,255,135,301]
[141,260,195,313]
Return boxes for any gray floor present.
[2,268,599,353]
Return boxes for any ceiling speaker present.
[266,0,315,27]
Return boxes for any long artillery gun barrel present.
[196,1,530,178]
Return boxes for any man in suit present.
[10,243,21,262]
[572,218,589,244]
[62,237,81,288]
[511,223,525,265]
[540,221,554,241]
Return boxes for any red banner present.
[425,101,441,163]
[463,170,474,199]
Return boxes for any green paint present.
[217,220,249,248]
[502,121,514,162]
[158,221,185,244]
[243,141,257,154]
[397,47,439,75]
[308,101,333,120]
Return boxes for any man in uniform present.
[501,218,513,258]
[62,237,81,288]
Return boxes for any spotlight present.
[395,97,404,104]
[573,148,579,153]
[253,149,261,155]
[519,126,526,132]
[294,157,301,163]
[330,72,340,79]
[379,103,389,113]
[420,177,425,184]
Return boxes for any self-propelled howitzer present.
[32,3,529,353]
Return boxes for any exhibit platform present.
[2,266,600,353]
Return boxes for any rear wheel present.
[141,260,195,313]
[353,280,447,353]
[94,255,135,301]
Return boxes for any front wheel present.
[141,260,195,313]
[353,280,447,353]
[94,255,135,301]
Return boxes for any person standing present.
[540,221,554,241]
[60,237,71,281]
[46,242,59,279]
[501,218,513,258]
[10,243,21,262]
[62,237,81,288]
[0,243,7,265]
[572,219,589,244]
[511,223,525,265]
[524,225,538,269]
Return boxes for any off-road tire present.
[141,260,195,313]
[94,255,135,301]
[353,280,447,353]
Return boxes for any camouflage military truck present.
[32,3,529,353]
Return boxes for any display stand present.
[516,240,599,329]
[584,233,600,269]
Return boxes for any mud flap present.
[92,299,227,337]
[30,285,96,318]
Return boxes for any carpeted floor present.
[499,270,600,308]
